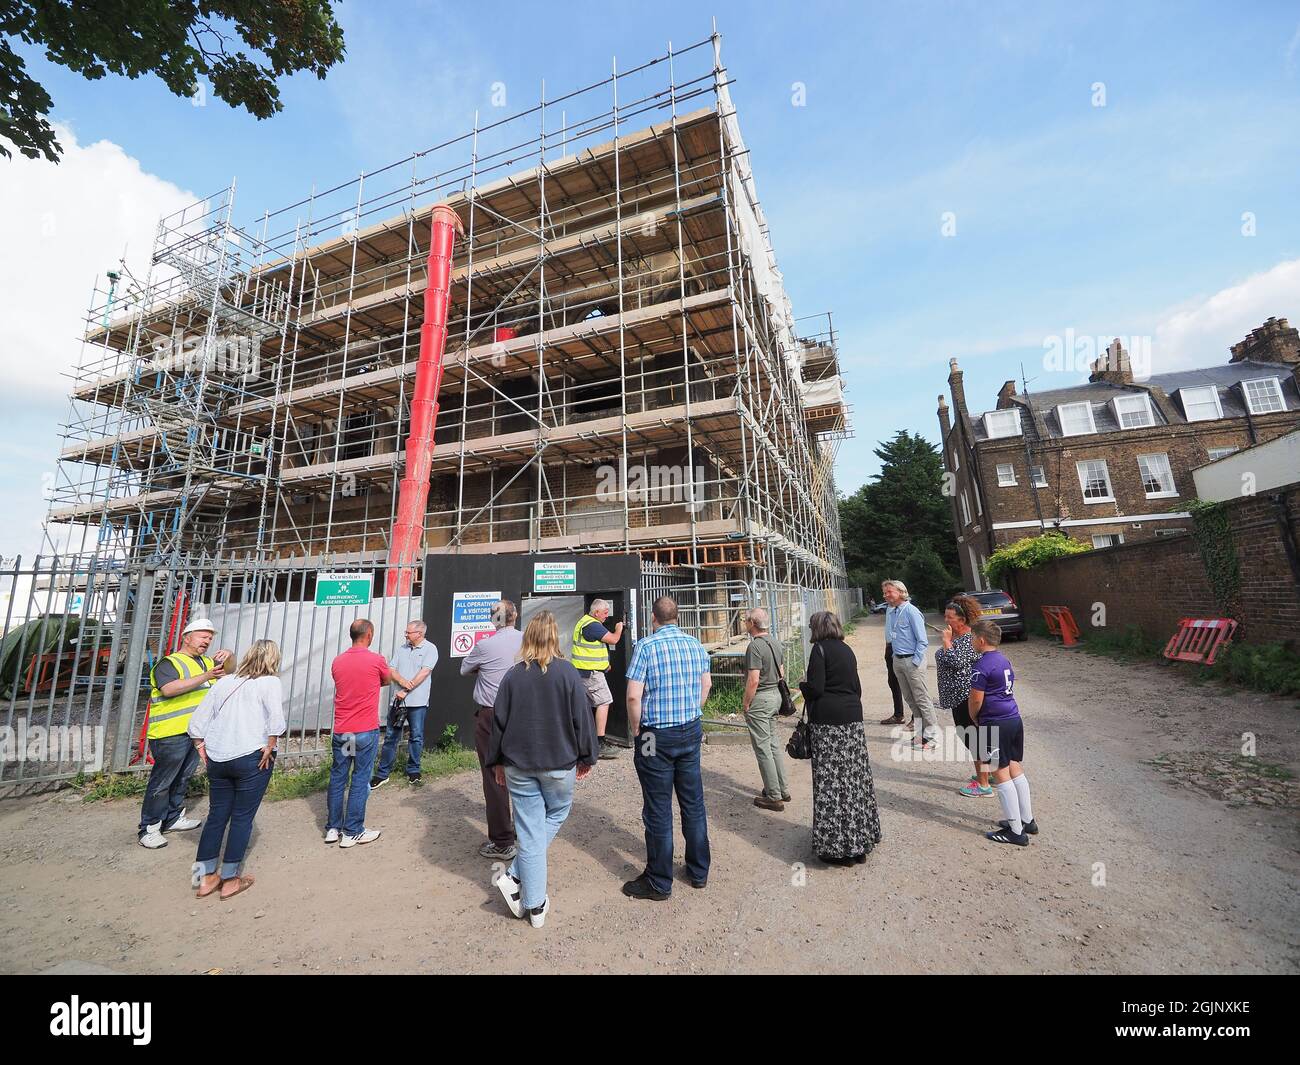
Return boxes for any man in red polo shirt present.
[326,618,413,847]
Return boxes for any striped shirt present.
[626,624,711,728]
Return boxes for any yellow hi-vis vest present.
[571,614,610,672]
[147,653,215,739]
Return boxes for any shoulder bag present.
[786,705,812,760]
[761,635,797,717]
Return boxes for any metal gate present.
[0,555,421,791]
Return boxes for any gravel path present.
[1,614,1296,974]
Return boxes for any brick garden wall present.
[1014,483,1300,645]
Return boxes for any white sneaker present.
[495,871,523,918]
[139,822,167,849]
[323,828,340,844]
[168,809,202,831]
[339,829,381,848]
[527,896,550,928]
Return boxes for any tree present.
[839,430,959,599]
[901,541,954,610]
[1,1,346,162]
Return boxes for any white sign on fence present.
[450,590,501,657]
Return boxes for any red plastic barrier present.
[1163,618,1237,665]
[1041,605,1081,647]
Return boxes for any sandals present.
[192,861,221,898]
[219,874,256,900]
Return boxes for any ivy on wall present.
[1186,499,1241,613]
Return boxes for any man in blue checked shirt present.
[622,595,712,901]
[883,579,939,750]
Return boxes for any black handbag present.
[388,695,408,731]
[786,708,812,760]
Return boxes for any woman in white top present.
[188,639,287,901]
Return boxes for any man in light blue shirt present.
[883,580,938,749]
[372,619,439,786]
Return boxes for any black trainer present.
[622,874,670,901]
[369,777,387,791]
[999,818,1038,835]
[985,826,1030,847]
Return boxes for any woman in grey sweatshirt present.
[486,610,597,928]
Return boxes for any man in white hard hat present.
[138,618,233,848]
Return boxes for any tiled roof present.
[971,360,1299,442]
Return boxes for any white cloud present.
[0,124,195,400]
[1151,258,1300,372]
[0,127,193,561]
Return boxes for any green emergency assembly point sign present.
[534,561,577,592]
[316,573,373,607]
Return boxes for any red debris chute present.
[385,204,463,597]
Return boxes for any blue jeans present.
[196,749,273,879]
[633,718,710,894]
[138,733,201,836]
[504,765,576,910]
[327,730,379,837]
[375,705,427,782]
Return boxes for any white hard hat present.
[181,617,217,635]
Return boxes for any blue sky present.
[2,1,1299,560]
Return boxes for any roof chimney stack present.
[1089,339,1134,384]
[948,358,968,416]
[1229,316,1300,366]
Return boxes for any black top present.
[486,659,598,772]
[798,638,863,726]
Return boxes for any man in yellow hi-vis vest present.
[571,599,624,759]
[138,617,233,849]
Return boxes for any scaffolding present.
[45,29,852,626]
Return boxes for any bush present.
[1207,642,1300,697]
[984,532,1091,590]
[1079,624,1165,661]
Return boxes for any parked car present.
[965,589,1026,640]
[870,598,887,615]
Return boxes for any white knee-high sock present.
[1012,774,1033,824]
[996,781,1022,834]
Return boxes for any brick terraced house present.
[939,316,1300,591]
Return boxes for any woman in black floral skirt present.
[799,611,882,865]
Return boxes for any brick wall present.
[1014,482,1300,644]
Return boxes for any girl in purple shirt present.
[968,621,1037,846]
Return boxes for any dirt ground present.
[2,614,1297,975]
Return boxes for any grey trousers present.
[745,688,788,800]
[891,655,939,741]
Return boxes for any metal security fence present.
[0,555,420,791]
[637,566,863,687]
[1,554,861,792]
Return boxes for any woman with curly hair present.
[935,594,989,797]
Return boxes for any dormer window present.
[1057,401,1097,436]
[1178,385,1222,422]
[1112,393,1155,429]
[983,409,1021,439]
[1243,377,1285,415]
